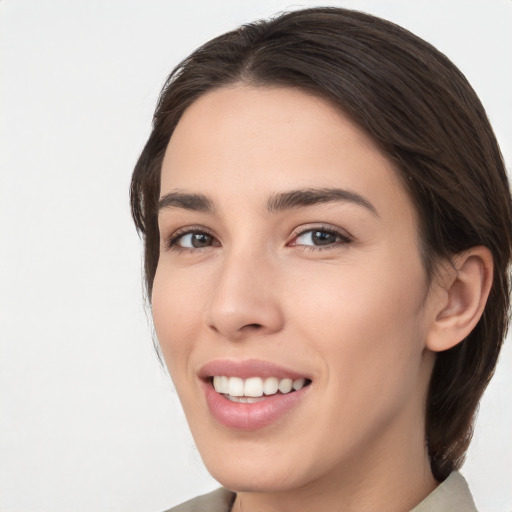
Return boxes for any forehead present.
[160,85,412,222]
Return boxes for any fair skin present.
[152,86,492,512]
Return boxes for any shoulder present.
[163,488,236,512]
[411,471,478,512]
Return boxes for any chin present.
[208,463,305,494]
[196,437,319,494]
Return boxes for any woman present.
[130,7,511,511]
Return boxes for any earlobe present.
[426,247,493,352]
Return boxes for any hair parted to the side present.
[130,7,512,481]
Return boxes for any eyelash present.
[164,224,353,253]
[165,226,218,253]
[289,224,353,252]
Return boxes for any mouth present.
[210,375,311,403]
[199,359,313,430]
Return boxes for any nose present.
[204,248,284,340]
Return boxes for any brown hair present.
[130,7,512,480]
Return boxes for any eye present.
[290,226,351,250]
[166,229,219,251]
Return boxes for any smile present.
[199,360,312,429]
[212,375,309,402]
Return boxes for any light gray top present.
[165,470,477,512]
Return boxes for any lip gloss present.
[202,379,310,429]
[199,359,312,430]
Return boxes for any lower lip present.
[202,380,311,430]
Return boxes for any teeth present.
[226,395,266,403]
[278,378,293,393]
[213,376,229,394]
[244,377,263,397]
[263,377,279,395]
[212,376,307,398]
[228,377,244,397]
[293,378,305,391]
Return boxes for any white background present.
[0,1,510,511]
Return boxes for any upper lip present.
[198,359,310,381]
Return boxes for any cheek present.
[151,265,205,377]
[289,251,426,336]
[277,257,430,473]
[287,252,428,398]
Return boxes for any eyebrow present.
[158,191,215,213]
[158,187,378,216]
[267,187,378,216]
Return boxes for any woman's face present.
[152,86,438,493]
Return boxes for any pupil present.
[192,233,211,248]
[312,231,335,245]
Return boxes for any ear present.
[426,247,494,352]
